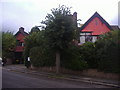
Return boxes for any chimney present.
[73,12,77,27]
[19,27,24,32]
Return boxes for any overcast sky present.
[0,0,119,34]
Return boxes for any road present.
[2,68,111,88]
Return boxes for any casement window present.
[85,35,92,42]
[80,35,85,43]
[92,36,97,42]
[22,43,24,46]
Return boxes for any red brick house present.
[79,12,119,44]
[14,27,28,63]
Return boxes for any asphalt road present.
[2,68,111,88]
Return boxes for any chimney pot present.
[19,27,24,32]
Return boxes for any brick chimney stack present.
[73,12,77,27]
[19,27,24,33]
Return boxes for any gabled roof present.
[15,31,28,36]
[14,27,28,37]
[80,12,112,30]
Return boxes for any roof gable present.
[15,30,28,37]
[80,12,112,30]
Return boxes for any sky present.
[0,0,119,34]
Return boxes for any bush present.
[30,47,55,67]
[79,42,98,68]
[95,31,120,73]
[30,47,44,67]
[61,44,88,71]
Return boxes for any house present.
[79,12,119,44]
[14,27,28,63]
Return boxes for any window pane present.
[85,35,92,42]
[80,36,85,43]
[92,36,97,42]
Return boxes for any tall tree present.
[42,5,75,74]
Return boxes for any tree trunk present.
[56,51,60,74]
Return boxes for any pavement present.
[2,64,120,88]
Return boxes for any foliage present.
[61,44,88,70]
[30,47,55,67]
[24,31,39,66]
[24,32,39,59]
[42,5,75,51]
[30,47,44,67]
[24,30,55,67]
[2,31,16,58]
[95,30,120,73]
[79,42,97,68]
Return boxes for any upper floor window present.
[22,43,24,46]
[17,40,24,46]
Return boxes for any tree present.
[2,31,16,59]
[42,5,75,74]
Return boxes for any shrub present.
[61,44,88,71]
[30,47,44,67]
[79,42,98,68]
[95,30,120,73]
[30,47,55,67]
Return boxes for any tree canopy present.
[42,5,75,51]
[2,31,16,58]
